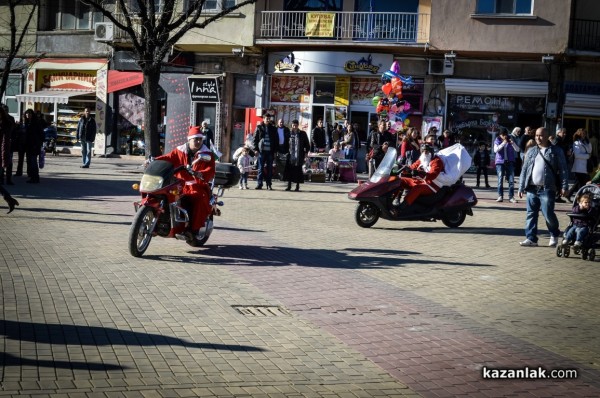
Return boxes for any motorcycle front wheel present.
[355,202,380,228]
[128,206,156,257]
[441,210,467,228]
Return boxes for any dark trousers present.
[26,151,39,181]
[476,166,489,186]
[15,148,26,175]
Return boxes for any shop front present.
[562,82,600,137]
[444,78,548,154]
[15,58,108,153]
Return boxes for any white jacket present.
[572,139,591,174]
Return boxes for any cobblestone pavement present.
[1,155,599,397]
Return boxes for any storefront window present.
[234,76,256,107]
[313,77,335,104]
[270,75,311,103]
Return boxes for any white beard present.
[419,153,432,171]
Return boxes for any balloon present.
[404,118,410,127]
[390,77,403,96]
[371,96,381,107]
[376,98,390,115]
[391,61,400,74]
[403,102,411,111]
[382,82,392,96]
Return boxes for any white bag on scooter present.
[434,144,472,187]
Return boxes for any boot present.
[326,170,332,181]
[285,182,291,191]
[295,183,300,192]
[3,194,19,214]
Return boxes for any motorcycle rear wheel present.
[355,202,380,228]
[128,206,155,257]
[441,210,467,228]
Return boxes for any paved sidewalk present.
[1,155,598,397]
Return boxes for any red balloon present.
[382,82,392,96]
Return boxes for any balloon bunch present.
[372,61,414,132]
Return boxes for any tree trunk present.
[142,69,161,158]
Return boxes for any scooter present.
[348,147,477,228]
[128,160,240,257]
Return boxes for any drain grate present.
[232,305,291,317]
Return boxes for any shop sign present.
[274,53,302,73]
[37,70,96,90]
[334,76,350,106]
[451,94,515,111]
[305,12,335,37]
[344,54,380,74]
[188,76,220,103]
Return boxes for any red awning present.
[107,71,143,93]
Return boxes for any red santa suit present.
[400,155,444,205]
[156,128,216,232]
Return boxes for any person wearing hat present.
[154,126,216,239]
[396,143,445,209]
[252,113,279,190]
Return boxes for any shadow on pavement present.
[144,245,493,269]
[1,352,125,371]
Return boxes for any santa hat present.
[187,126,204,140]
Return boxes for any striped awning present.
[16,90,95,104]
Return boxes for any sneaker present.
[496,197,503,202]
[549,236,557,247]
[509,197,517,203]
[239,185,243,190]
[574,240,582,247]
[245,185,249,189]
[519,239,538,247]
[562,239,568,245]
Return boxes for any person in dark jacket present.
[0,106,15,185]
[283,119,310,192]
[23,109,44,183]
[473,141,491,188]
[76,107,97,168]
[311,119,327,152]
[253,113,279,190]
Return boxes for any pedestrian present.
[518,127,569,247]
[14,112,27,177]
[0,106,14,185]
[200,121,214,149]
[368,121,394,177]
[0,185,19,213]
[275,118,290,180]
[399,127,420,167]
[22,109,44,184]
[252,113,279,190]
[237,146,251,190]
[341,124,356,160]
[437,129,455,149]
[327,141,344,181]
[311,119,327,153]
[473,141,491,188]
[518,126,533,161]
[76,107,97,168]
[510,127,523,173]
[564,128,591,201]
[493,129,520,203]
[283,119,310,192]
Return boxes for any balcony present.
[570,18,600,52]
[258,11,429,44]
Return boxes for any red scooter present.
[128,160,239,257]
[348,147,477,228]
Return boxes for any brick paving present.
[0,155,599,397]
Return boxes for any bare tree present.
[0,0,40,101]
[84,0,257,158]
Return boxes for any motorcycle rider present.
[153,126,216,239]
[397,143,445,209]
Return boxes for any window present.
[203,0,236,12]
[3,74,22,117]
[476,0,532,14]
[284,0,343,12]
[40,0,103,30]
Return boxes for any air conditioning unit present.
[94,22,114,42]
[428,59,454,76]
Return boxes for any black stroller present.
[556,184,600,261]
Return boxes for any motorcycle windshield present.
[369,147,397,183]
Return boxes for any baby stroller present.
[556,184,600,261]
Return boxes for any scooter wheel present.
[128,206,155,257]
[355,202,380,228]
[441,210,467,228]
[588,248,595,261]
[556,245,563,257]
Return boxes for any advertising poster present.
[270,75,311,103]
[305,12,335,37]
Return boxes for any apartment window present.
[41,0,103,30]
[203,0,236,12]
[129,0,166,13]
[476,0,532,14]
[284,0,343,11]
[3,74,22,117]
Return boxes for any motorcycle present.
[348,147,477,228]
[128,160,240,257]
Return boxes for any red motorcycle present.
[128,160,239,257]
[348,147,477,228]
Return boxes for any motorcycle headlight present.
[139,175,164,192]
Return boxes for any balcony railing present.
[570,18,600,52]
[259,11,429,43]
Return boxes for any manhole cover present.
[232,305,291,316]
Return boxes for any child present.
[473,141,491,188]
[327,142,344,181]
[562,193,595,247]
[237,147,252,189]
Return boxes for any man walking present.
[76,107,96,168]
[253,113,278,190]
[518,127,569,247]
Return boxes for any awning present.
[16,90,95,104]
[107,71,143,93]
[445,78,548,96]
[563,93,600,117]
